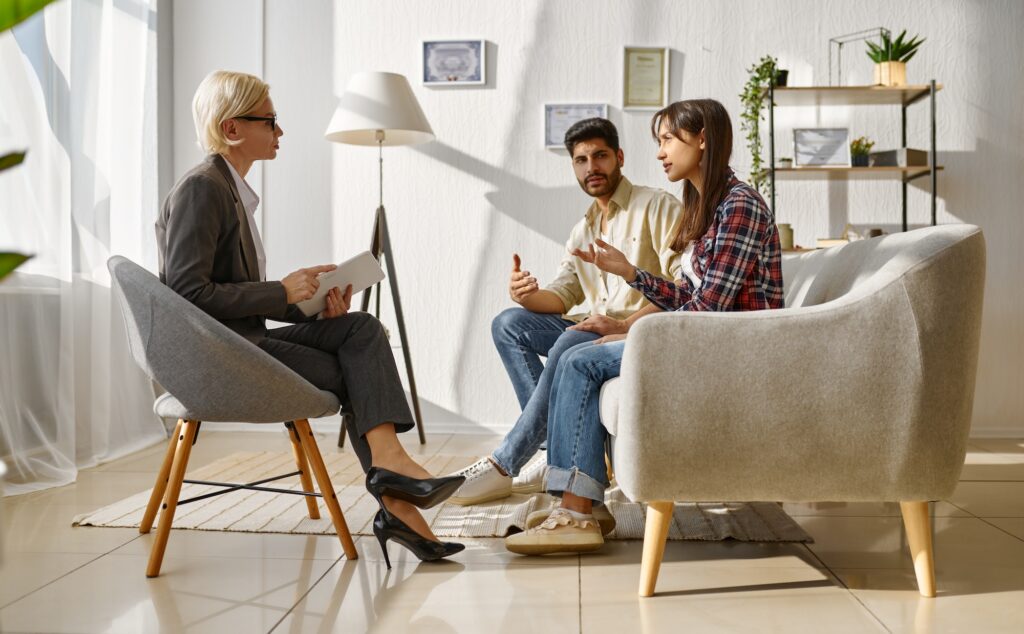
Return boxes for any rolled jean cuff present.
[546,466,607,503]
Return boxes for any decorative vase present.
[774,70,789,87]
[777,223,794,250]
[852,154,869,167]
[873,61,907,87]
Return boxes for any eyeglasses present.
[236,114,278,129]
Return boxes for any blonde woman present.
[156,70,463,567]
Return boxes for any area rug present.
[73,451,811,542]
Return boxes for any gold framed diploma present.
[623,46,669,110]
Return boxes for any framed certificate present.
[422,40,486,86]
[793,128,851,167]
[623,46,669,110]
[544,103,608,149]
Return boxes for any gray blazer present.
[156,154,312,341]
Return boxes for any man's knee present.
[491,306,530,344]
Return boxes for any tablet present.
[295,251,385,316]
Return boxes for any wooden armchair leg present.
[286,422,321,520]
[141,419,184,534]
[900,501,936,597]
[639,501,674,597]
[146,419,198,578]
[293,419,358,560]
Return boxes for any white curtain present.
[0,0,167,495]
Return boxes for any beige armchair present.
[600,225,986,598]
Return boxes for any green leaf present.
[0,0,58,32]
[902,49,919,64]
[0,151,26,172]
[0,252,31,281]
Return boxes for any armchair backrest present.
[107,256,336,423]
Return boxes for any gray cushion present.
[108,256,340,423]
[604,225,985,504]
[599,378,621,436]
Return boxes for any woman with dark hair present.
[505,98,783,555]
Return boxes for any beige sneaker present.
[505,508,604,555]
[445,457,512,506]
[511,453,547,494]
[526,504,616,536]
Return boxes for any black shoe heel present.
[366,467,465,509]
[375,526,393,570]
[371,509,464,567]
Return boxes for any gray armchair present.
[600,225,986,597]
[108,256,357,577]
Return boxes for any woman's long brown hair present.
[651,99,734,252]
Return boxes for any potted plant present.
[739,55,786,195]
[866,30,925,87]
[850,136,875,167]
[0,0,57,282]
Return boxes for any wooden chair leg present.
[639,501,674,597]
[146,419,198,578]
[141,419,183,534]
[287,422,321,520]
[292,419,358,560]
[900,501,937,597]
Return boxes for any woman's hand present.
[595,333,627,345]
[319,284,352,320]
[572,239,636,282]
[568,314,627,336]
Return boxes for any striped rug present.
[73,451,811,542]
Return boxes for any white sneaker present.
[511,453,548,494]
[446,457,513,506]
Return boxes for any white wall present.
[172,0,1024,436]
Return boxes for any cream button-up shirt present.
[545,176,684,322]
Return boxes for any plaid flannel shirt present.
[628,174,784,312]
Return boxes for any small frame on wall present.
[544,103,608,149]
[793,128,851,167]
[422,40,486,85]
[623,46,669,110]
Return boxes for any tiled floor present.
[1,432,1023,633]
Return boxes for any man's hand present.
[282,264,336,304]
[572,239,636,282]
[595,333,627,345]
[319,284,353,320]
[568,314,628,336]
[509,253,540,304]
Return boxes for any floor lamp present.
[325,71,434,446]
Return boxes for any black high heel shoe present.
[365,466,465,509]
[372,509,465,569]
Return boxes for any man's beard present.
[578,165,622,198]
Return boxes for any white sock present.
[559,508,594,520]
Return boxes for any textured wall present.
[173,0,1023,435]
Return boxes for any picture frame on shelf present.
[623,46,669,110]
[544,103,608,149]
[422,40,486,86]
[793,128,851,167]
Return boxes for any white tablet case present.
[295,251,385,316]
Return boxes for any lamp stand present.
[338,135,427,447]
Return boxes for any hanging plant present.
[739,55,781,196]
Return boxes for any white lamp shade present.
[325,71,434,146]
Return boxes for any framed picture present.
[544,103,608,149]
[793,128,851,167]
[422,40,485,86]
[623,46,669,110]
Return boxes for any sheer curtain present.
[0,0,166,495]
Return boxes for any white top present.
[223,160,267,281]
[680,242,701,289]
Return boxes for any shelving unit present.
[765,81,942,231]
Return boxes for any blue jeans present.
[490,307,600,476]
[545,340,624,503]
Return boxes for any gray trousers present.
[257,312,414,471]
